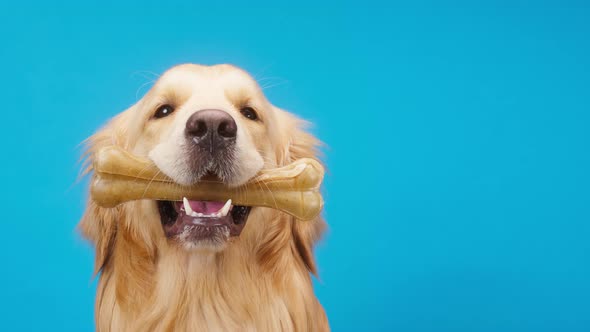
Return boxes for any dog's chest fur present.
[94,245,327,331]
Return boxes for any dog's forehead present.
[156,64,257,90]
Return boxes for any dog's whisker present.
[141,170,164,199]
[130,70,161,81]
[256,179,279,212]
[251,62,276,81]
[260,81,289,91]
[135,79,157,100]
[256,76,286,83]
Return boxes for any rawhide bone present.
[90,146,324,221]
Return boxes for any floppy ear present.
[78,108,134,274]
[272,108,322,167]
[272,108,327,275]
[79,201,120,274]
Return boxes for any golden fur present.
[79,64,329,331]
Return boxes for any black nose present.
[185,109,237,151]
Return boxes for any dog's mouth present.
[157,198,251,246]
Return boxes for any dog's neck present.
[95,224,329,331]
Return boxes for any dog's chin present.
[157,199,251,252]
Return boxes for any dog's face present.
[101,64,298,251]
[83,64,324,255]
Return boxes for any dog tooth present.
[219,199,232,217]
[183,197,194,215]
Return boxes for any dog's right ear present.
[78,107,135,274]
[79,201,120,274]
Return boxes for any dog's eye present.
[154,104,175,119]
[240,107,258,121]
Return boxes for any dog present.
[79,64,329,331]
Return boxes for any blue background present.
[2,1,589,331]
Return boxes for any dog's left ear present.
[272,107,322,167]
[271,107,326,275]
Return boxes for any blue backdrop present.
[2,1,589,331]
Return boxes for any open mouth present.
[157,198,251,245]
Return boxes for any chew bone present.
[90,146,324,220]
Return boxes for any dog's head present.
[80,64,324,273]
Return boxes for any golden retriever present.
[79,64,329,331]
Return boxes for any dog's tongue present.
[187,200,225,214]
